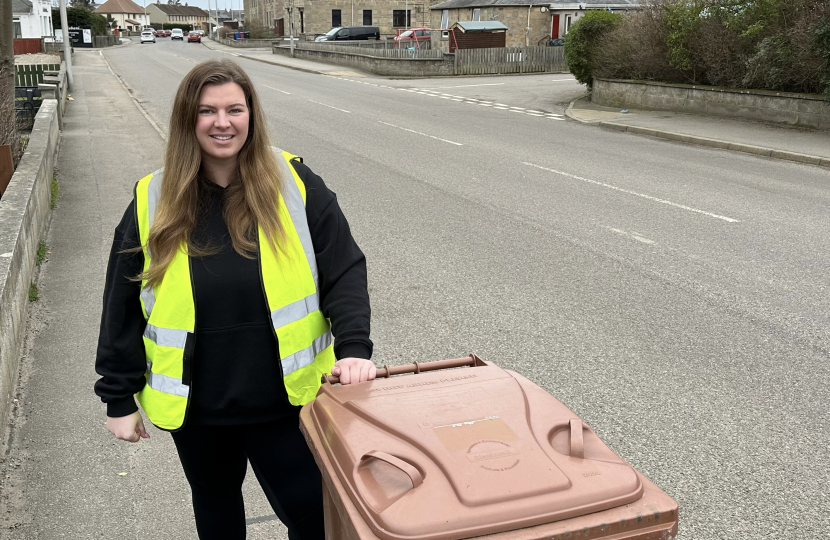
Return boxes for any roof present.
[12,0,33,14]
[451,21,508,32]
[151,3,208,17]
[125,18,141,24]
[432,0,639,9]
[94,0,144,14]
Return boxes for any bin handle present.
[569,418,584,459]
[323,354,486,385]
[360,451,424,489]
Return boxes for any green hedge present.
[52,7,108,36]
[563,11,623,88]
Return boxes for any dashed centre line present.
[263,85,291,95]
[378,121,463,146]
[308,99,350,113]
[522,162,741,223]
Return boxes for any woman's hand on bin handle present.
[106,411,150,443]
[332,358,376,385]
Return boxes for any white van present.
[171,28,184,40]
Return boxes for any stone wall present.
[593,79,830,131]
[0,101,60,441]
[272,44,455,76]
[214,36,276,47]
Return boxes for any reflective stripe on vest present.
[133,150,335,430]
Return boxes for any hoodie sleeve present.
[93,199,148,418]
[292,160,373,361]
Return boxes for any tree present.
[70,0,96,9]
[52,7,109,35]
[0,0,19,164]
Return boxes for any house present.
[244,0,443,39]
[94,0,151,32]
[430,0,639,49]
[12,0,53,39]
[146,2,209,28]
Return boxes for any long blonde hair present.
[141,59,285,288]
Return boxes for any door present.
[276,18,284,36]
[551,14,559,39]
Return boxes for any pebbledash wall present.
[592,79,830,131]
[0,101,60,440]
[272,44,455,76]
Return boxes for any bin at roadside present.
[300,355,678,540]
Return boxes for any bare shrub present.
[218,26,229,39]
[591,0,830,95]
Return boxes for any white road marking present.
[427,83,506,89]
[263,85,290,95]
[510,107,526,110]
[378,121,463,146]
[494,103,508,107]
[547,117,565,121]
[523,162,741,223]
[308,100,350,113]
[551,78,576,82]
[494,106,509,110]
[608,227,657,245]
[527,113,544,117]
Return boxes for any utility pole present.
[1,0,13,150]
[59,0,74,90]
[288,0,294,56]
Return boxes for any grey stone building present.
[246,0,447,38]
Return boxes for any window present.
[332,9,341,27]
[13,19,22,39]
[440,9,449,38]
[565,15,572,34]
[472,8,480,21]
[392,9,410,27]
[363,10,372,25]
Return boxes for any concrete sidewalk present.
[567,96,830,168]
[201,38,373,78]
[0,49,287,539]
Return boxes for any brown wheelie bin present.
[300,355,678,540]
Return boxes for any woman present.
[94,59,375,539]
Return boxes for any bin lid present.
[308,363,644,540]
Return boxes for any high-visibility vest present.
[133,149,335,431]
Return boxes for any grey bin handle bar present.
[360,450,424,489]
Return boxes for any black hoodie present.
[94,160,372,426]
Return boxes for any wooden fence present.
[15,64,61,87]
[13,38,42,55]
[455,46,567,75]
[296,41,442,59]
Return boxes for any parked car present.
[394,28,431,42]
[194,29,204,35]
[171,28,184,40]
[314,26,380,42]
[164,29,171,37]
[154,30,165,37]
[140,30,156,44]
[188,31,201,43]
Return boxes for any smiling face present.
[194,82,250,171]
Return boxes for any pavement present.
[0,49,288,539]
[566,96,830,167]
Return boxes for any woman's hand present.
[332,358,377,385]
[106,411,150,443]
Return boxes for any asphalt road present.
[18,40,830,539]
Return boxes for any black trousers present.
[170,414,325,540]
